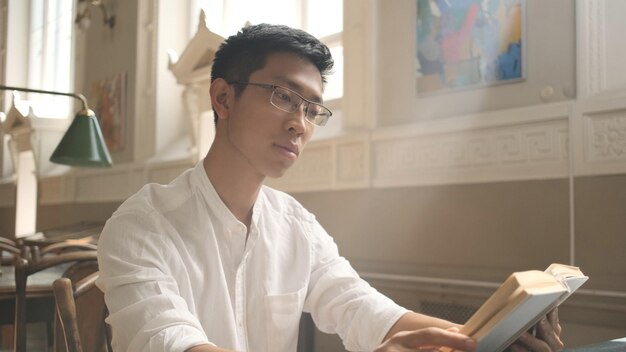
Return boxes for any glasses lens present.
[271,87,301,113]
[305,103,331,126]
[270,85,332,126]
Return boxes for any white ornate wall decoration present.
[369,104,571,188]
[265,143,334,192]
[588,111,626,161]
[574,98,626,176]
[265,133,370,192]
[39,174,74,205]
[336,139,369,186]
[75,170,132,202]
[577,0,606,99]
[145,160,193,186]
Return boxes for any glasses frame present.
[229,81,332,126]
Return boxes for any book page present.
[545,263,588,305]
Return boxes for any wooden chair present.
[0,240,27,349]
[0,237,18,248]
[0,241,31,266]
[53,271,112,352]
[0,242,21,266]
[13,250,98,352]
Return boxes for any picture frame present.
[89,72,127,153]
[416,0,526,96]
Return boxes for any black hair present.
[210,23,334,123]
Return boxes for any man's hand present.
[374,327,477,352]
[507,308,564,352]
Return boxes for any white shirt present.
[96,162,407,352]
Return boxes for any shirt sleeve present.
[302,219,408,352]
[96,209,212,352]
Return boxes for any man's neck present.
[203,150,262,228]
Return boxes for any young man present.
[96,24,563,352]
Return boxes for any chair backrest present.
[0,240,31,265]
[0,236,18,249]
[13,250,98,352]
[0,242,21,265]
[53,271,112,352]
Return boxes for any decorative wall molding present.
[0,98,612,206]
[7,158,195,206]
[371,108,570,188]
[576,0,626,101]
[264,132,370,192]
[577,0,606,99]
[0,96,625,205]
[573,98,626,176]
[39,174,74,205]
[586,111,626,162]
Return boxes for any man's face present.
[222,52,324,178]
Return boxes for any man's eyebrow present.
[273,77,323,103]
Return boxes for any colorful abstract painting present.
[416,0,524,94]
[89,73,127,152]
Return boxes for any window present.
[25,0,74,118]
[1,0,75,179]
[191,0,343,103]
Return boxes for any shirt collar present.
[190,161,264,231]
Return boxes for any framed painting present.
[416,0,525,95]
[89,72,127,153]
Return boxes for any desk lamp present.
[0,85,112,238]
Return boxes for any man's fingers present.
[537,315,565,350]
[517,331,552,352]
[507,343,531,352]
[399,327,477,351]
[547,308,562,336]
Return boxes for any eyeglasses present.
[229,81,332,126]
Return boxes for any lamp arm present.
[0,85,90,111]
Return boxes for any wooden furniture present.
[0,242,21,266]
[53,271,112,352]
[0,222,103,349]
[20,221,102,249]
[33,242,98,263]
[13,251,98,352]
[0,260,68,350]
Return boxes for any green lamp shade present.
[49,110,113,167]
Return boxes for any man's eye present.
[308,106,323,116]
[275,91,292,103]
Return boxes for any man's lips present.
[275,143,299,157]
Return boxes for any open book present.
[443,263,588,352]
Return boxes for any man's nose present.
[287,103,308,134]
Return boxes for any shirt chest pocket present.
[265,286,307,352]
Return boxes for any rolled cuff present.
[344,296,409,351]
[118,309,210,352]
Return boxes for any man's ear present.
[210,78,232,121]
